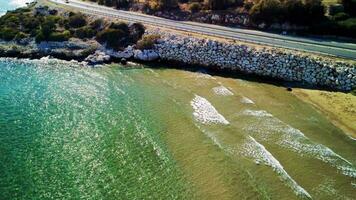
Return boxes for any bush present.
[109,22,129,33]
[96,28,127,49]
[332,12,350,21]
[205,0,227,10]
[328,4,345,16]
[14,32,27,41]
[351,88,356,96]
[337,18,356,37]
[250,0,283,23]
[35,31,46,43]
[68,13,87,28]
[342,0,356,16]
[129,22,145,42]
[75,26,96,39]
[249,0,325,25]
[40,17,56,38]
[48,30,71,41]
[136,34,160,50]
[90,18,104,30]
[36,30,71,42]
[22,15,41,32]
[0,27,19,41]
[189,3,201,13]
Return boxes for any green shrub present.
[75,26,96,39]
[14,32,27,41]
[90,18,104,30]
[35,31,46,43]
[36,30,71,42]
[205,0,227,10]
[109,22,129,33]
[96,28,127,49]
[189,3,201,13]
[68,13,87,28]
[342,0,356,16]
[0,27,19,41]
[22,15,41,31]
[250,0,283,23]
[249,0,325,25]
[40,17,56,38]
[136,34,160,50]
[332,12,350,21]
[129,22,145,42]
[351,88,356,96]
[337,18,356,37]
[48,30,71,41]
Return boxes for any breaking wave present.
[240,97,255,104]
[191,95,229,125]
[212,86,234,96]
[242,109,356,178]
[242,136,312,199]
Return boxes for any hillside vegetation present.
[85,0,356,38]
[0,5,146,50]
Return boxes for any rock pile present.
[85,50,110,65]
[151,31,355,91]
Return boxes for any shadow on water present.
[120,59,349,93]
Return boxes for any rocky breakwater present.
[152,33,356,91]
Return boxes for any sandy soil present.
[293,89,356,139]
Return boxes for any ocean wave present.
[241,109,273,117]
[191,95,229,125]
[242,109,356,178]
[240,96,255,104]
[212,86,234,96]
[242,136,312,199]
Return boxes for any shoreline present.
[1,28,355,92]
[292,89,356,140]
[1,55,355,141]
[1,3,355,92]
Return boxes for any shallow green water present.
[0,58,355,200]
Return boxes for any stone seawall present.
[150,30,356,91]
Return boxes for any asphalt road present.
[49,0,356,60]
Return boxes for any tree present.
[249,0,283,23]
[96,28,127,49]
[41,17,56,38]
[68,13,87,28]
[304,0,325,23]
[129,22,145,42]
[205,0,227,10]
[284,0,306,24]
[342,0,356,16]
[150,0,178,10]
[114,0,129,8]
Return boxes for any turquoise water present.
[0,58,192,199]
[0,58,355,199]
[0,0,32,15]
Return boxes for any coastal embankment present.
[0,19,355,91]
[148,29,356,92]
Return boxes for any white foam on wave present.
[242,109,273,117]
[212,86,234,96]
[191,95,229,125]
[314,178,353,200]
[241,109,356,178]
[348,135,356,141]
[240,96,255,104]
[242,136,312,199]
